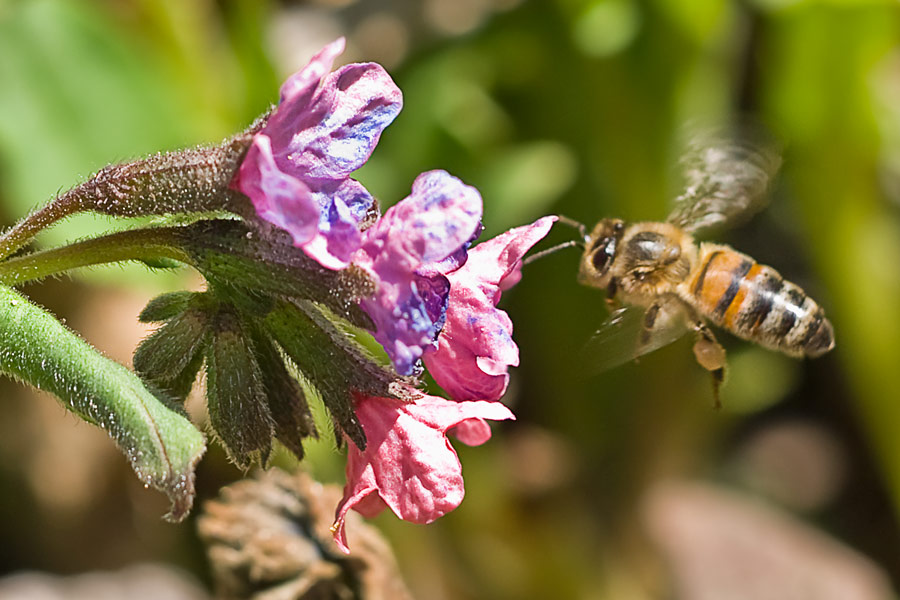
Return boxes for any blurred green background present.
[1,0,900,598]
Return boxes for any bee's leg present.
[605,278,620,311]
[640,302,661,346]
[691,322,726,409]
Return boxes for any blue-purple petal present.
[360,287,437,376]
[273,63,403,182]
[354,170,484,375]
[414,272,451,334]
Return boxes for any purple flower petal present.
[302,179,371,268]
[354,171,483,375]
[413,271,451,332]
[286,63,404,180]
[277,38,345,106]
[423,216,557,401]
[234,38,402,270]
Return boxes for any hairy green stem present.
[0,228,190,286]
[0,194,85,261]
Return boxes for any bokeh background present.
[1,0,900,598]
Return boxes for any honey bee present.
[545,132,835,404]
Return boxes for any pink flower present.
[234,38,402,269]
[332,391,514,553]
[352,170,483,375]
[423,216,557,401]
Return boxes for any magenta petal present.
[424,216,557,401]
[237,136,320,246]
[355,170,484,375]
[332,393,514,553]
[278,38,345,107]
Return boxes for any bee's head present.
[578,218,624,288]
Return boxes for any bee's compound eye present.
[591,247,609,271]
[591,237,616,273]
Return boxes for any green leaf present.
[135,308,209,381]
[0,284,206,521]
[139,290,199,323]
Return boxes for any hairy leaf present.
[249,325,317,460]
[0,284,206,520]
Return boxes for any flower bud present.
[63,117,267,219]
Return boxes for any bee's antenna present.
[523,240,582,266]
[522,215,589,266]
[556,215,589,241]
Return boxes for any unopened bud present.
[66,115,267,219]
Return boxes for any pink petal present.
[332,393,514,553]
[424,216,557,401]
[278,38,345,107]
[463,215,559,292]
[449,418,495,446]
[237,136,320,246]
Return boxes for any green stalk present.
[0,228,191,286]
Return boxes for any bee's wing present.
[582,303,690,377]
[666,128,782,235]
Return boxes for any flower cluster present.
[233,38,555,553]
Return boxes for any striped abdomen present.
[684,245,834,358]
